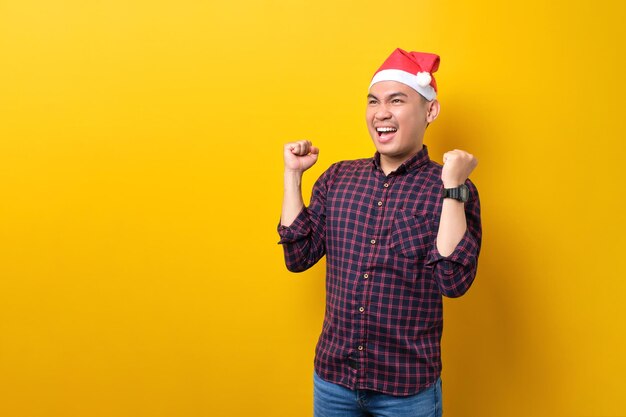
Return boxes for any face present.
[366,81,439,169]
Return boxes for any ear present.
[426,99,440,123]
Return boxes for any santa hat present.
[369,48,440,101]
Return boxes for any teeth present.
[376,127,397,133]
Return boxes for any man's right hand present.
[284,140,319,173]
[281,141,319,227]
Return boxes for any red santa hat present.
[369,48,440,101]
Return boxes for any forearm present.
[278,169,328,272]
[281,170,305,227]
[437,149,478,257]
[431,200,479,297]
[429,182,482,298]
[436,198,467,257]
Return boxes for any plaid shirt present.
[278,146,481,396]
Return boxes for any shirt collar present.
[372,145,431,175]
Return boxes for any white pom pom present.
[415,72,432,87]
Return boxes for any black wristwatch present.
[443,184,469,202]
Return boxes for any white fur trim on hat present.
[369,69,437,101]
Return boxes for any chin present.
[374,141,400,154]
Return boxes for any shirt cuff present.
[426,227,479,270]
[277,207,310,244]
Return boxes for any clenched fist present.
[441,149,478,187]
[284,140,320,173]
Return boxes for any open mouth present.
[376,126,397,141]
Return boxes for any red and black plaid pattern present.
[278,146,481,396]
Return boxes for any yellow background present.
[1,0,624,416]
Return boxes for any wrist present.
[443,181,464,188]
[284,170,304,191]
[284,168,305,177]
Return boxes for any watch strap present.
[443,184,469,202]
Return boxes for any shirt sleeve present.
[277,167,332,272]
[426,180,482,298]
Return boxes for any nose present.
[374,105,392,120]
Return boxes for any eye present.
[368,99,378,105]
[391,98,403,104]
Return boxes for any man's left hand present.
[442,149,478,188]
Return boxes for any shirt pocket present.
[388,209,434,259]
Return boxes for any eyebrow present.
[367,92,409,100]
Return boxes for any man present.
[278,48,482,417]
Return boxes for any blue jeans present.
[313,372,442,417]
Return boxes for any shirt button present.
[370,239,376,244]
[358,345,364,351]
[359,307,365,313]
[383,183,389,188]
[363,273,369,279]
[377,201,383,206]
